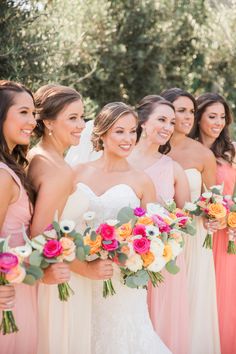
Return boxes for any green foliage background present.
[0,0,235,135]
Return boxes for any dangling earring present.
[49,130,52,136]
[141,128,147,138]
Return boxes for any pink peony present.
[133,224,146,237]
[97,224,116,241]
[134,207,146,217]
[102,239,119,251]
[0,252,19,273]
[133,237,150,254]
[43,240,63,258]
[152,215,171,233]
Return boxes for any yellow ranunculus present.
[141,251,155,267]
[84,233,102,254]
[228,212,236,228]
[208,203,227,219]
[137,216,154,225]
[163,244,173,262]
[118,222,133,239]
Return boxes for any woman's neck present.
[39,137,67,157]
[133,138,162,159]
[98,152,130,172]
[170,131,187,147]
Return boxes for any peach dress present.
[146,155,190,354]
[0,162,38,354]
[213,162,236,354]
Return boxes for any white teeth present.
[120,145,131,150]
[21,130,32,134]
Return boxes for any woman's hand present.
[85,259,113,280]
[0,285,15,310]
[203,217,219,233]
[42,263,71,285]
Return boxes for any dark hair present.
[92,102,138,152]
[34,84,82,138]
[160,87,197,112]
[0,80,35,205]
[136,95,175,154]
[190,92,235,164]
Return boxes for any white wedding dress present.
[78,182,172,354]
[37,186,92,354]
[184,169,220,354]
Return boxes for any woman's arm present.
[140,173,157,209]
[202,149,217,189]
[173,161,190,208]
[0,170,18,229]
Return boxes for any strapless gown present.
[213,163,236,354]
[184,168,220,354]
[78,182,172,354]
[146,156,190,354]
[37,186,92,354]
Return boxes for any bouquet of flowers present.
[83,203,195,297]
[83,211,128,298]
[184,185,228,249]
[0,236,43,335]
[24,219,90,301]
[116,203,195,289]
[225,194,236,254]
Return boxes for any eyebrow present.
[158,115,175,120]
[18,106,30,110]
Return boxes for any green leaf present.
[26,264,44,280]
[29,250,43,267]
[90,231,97,241]
[165,260,180,274]
[184,223,196,236]
[52,221,61,236]
[118,253,128,265]
[77,247,85,261]
[125,275,138,288]
[117,207,136,224]
[23,274,37,285]
[230,204,236,212]
[84,245,91,256]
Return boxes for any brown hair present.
[190,93,235,164]
[91,102,138,152]
[136,95,175,154]
[34,84,82,138]
[160,87,197,112]
[0,80,35,205]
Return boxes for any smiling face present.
[199,102,226,140]
[44,99,85,148]
[3,91,36,151]
[172,96,195,135]
[142,103,175,146]
[102,113,137,158]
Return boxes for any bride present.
[72,102,172,354]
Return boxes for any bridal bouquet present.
[184,185,228,249]
[24,220,90,301]
[0,237,43,335]
[225,195,236,254]
[117,203,195,289]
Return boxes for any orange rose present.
[141,251,155,267]
[60,237,76,257]
[121,245,130,255]
[228,212,236,228]
[163,244,173,262]
[6,265,26,284]
[84,234,102,254]
[118,222,133,239]
[137,216,154,225]
[208,203,227,219]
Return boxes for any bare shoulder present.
[172,160,184,174]
[0,168,15,188]
[131,168,153,187]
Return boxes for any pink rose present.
[152,215,171,233]
[97,224,116,241]
[43,240,63,258]
[133,237,150,254]
[0,252,19,273]
[102,239,119,251]
[176,212,188,226]
[133,224,146,237]
[134,207,146,217]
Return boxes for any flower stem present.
[227,240,236,254]
[58,282,74,301]
[103,279,116,298]
[202,231,213,249]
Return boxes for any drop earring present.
[141,128,147,138]
[49,130,52,136]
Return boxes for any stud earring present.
[49,130,52,136]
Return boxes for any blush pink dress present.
[146,155,190,354]
[0,162,38,354]
[213,162,236,354]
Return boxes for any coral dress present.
[146,156,190,354]
[185,168,220,354]
[213,162,236,354]
[0,162,38,354]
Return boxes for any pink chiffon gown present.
[0,162,38,354]
[146,155,190,354]
[213,162,236,354]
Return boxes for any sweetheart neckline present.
[77,182,140,200]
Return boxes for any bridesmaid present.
[28,84,112,354]
[191,93,236,354]
[0,80,37,354]
[161,88,220,354]
[128,95,190,354]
